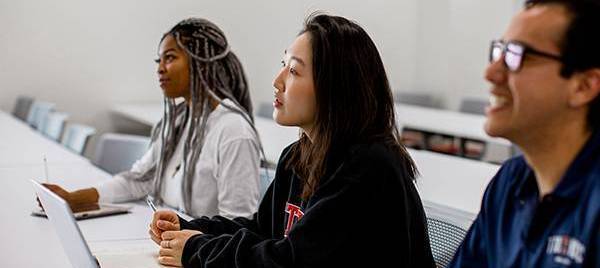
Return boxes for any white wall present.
[0,0,417,137]
[0,0,524,137]
[414,0,517,109]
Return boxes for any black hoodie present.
[179,141,435,267]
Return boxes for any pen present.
[146,196,158,212]
[43,155,49,183]
[146,195,186,220]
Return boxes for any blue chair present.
[41,112,70,141]
[61,124,96,155]
[12,96,34,121]
[26,101,55,129]
[93,133,151,175]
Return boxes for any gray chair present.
[511,144,523,157]
[423,201,475,268]
[12,96,34,121]
[41,112,69,141]
[259,167,276,199]
[256,102,275,119]
[93,133,151,175]
[26,101,56,129]
[459,98,487,115]
[394,92,441,108]
[61,123,96,155]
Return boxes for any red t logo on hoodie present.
[284,202,304,237]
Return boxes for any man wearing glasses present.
[449,0,600,267]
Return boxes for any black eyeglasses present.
[489,40,563,72]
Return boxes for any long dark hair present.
[150,18,254,212]
[287,13,417,199]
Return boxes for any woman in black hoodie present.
[149,13,435,268]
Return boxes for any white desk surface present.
[253,118,299,164]
[0,111,160,267]
[111,103,164,126]
[0,112,90,167]
[409,148,498,216]
[396,104,511,146]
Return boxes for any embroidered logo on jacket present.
[546,235,585,265]
[284,202,304,237]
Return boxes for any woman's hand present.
[158,230,203,267]
[149,210,181,245]
[39,184,99,213]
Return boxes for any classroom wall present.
[0,0,417,136]
[0,0,522,139]
[414,0,519,109]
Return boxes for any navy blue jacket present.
[179,141,435,267]
[449,131,600,267]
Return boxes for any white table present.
[0,112,90,167]
[111,103,164,126]
[0,111,160,267]
[409,149,498,216]
[253,118,299,164]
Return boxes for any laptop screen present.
[31,180,99,268]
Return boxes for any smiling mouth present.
[489,95,508,109]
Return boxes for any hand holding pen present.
[147,196,181,246]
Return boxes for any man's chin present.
[484,121,506,139]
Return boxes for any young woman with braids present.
[149,14,435,267]
[41,18,263,219]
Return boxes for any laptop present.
[32,180,164,268]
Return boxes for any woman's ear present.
[569,68,600,108]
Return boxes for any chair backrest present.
[93,133,151,175]
[459,98,487,115]
[423,201,475,268]
[259,167,276,199]
[256,102,275,119]
[41,112,69,141]
[61,124,96,155]
[12,96,34,121]
[511,144,523,157]
[27,101,56,129]
[394,92,441,108]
